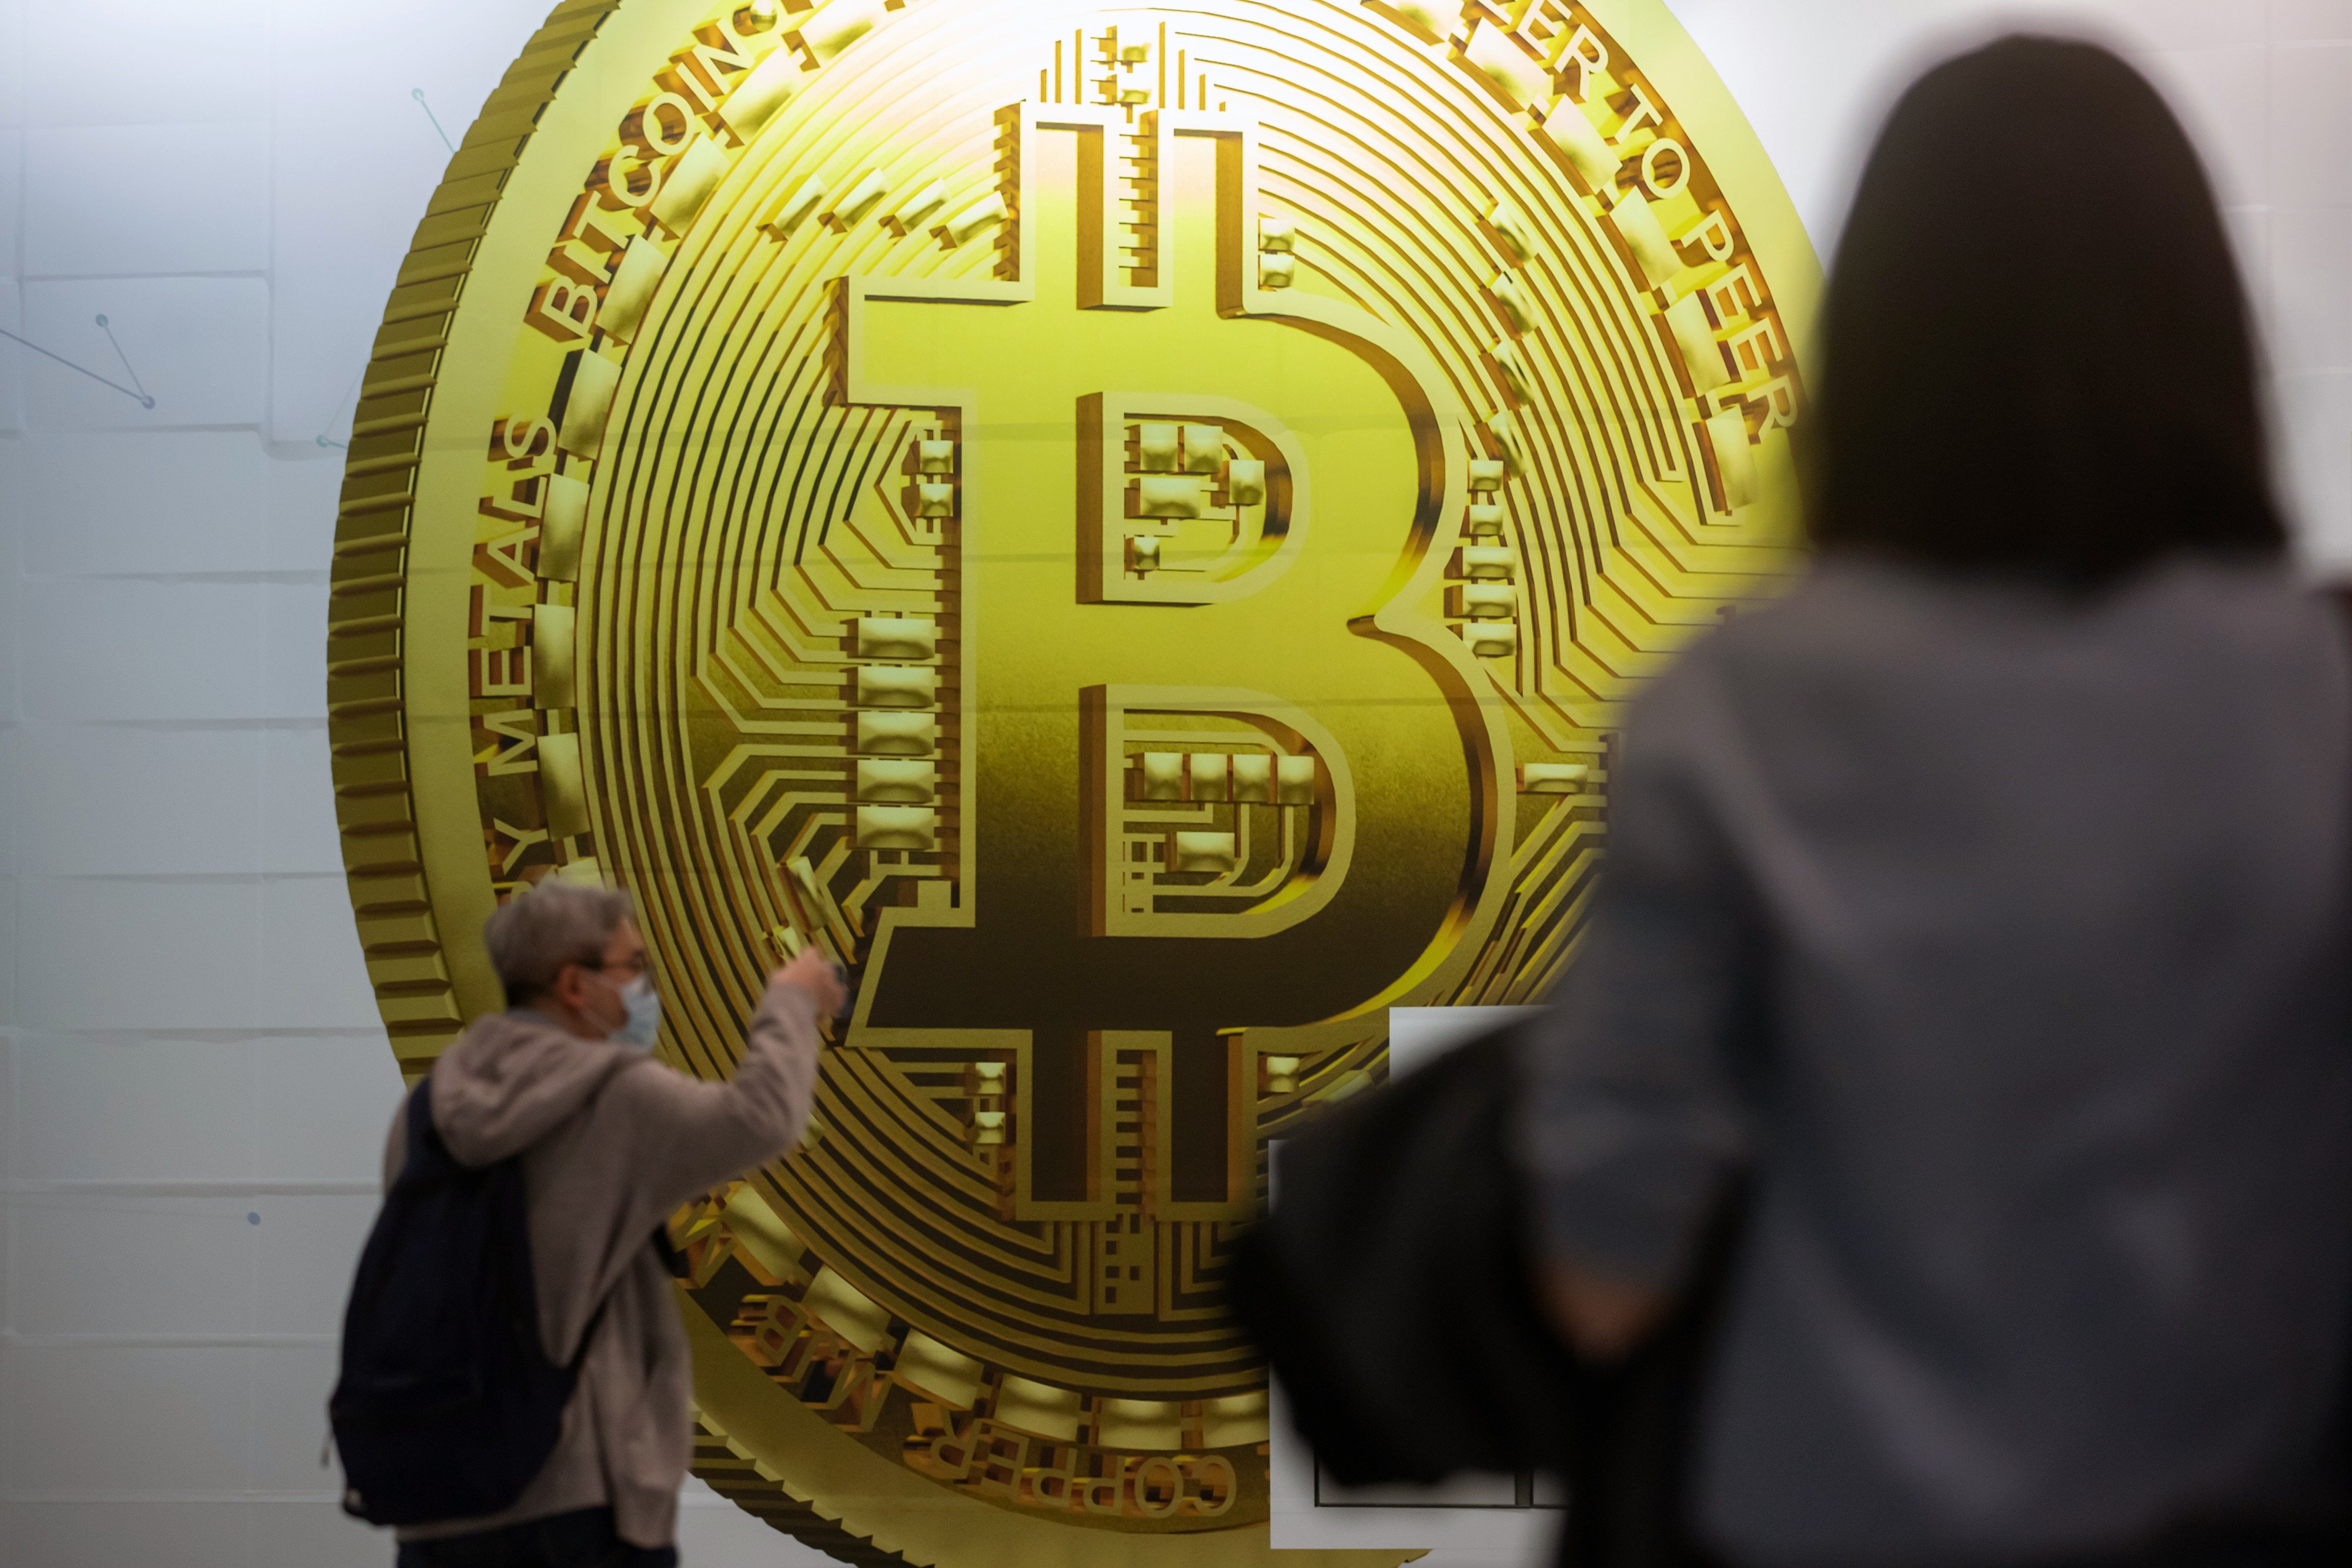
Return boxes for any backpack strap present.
[395,1078,446,1189]
[567,1289,614,1376]
[654,1223,690,1279]
[561,1228,680,1375]
[554,1061,689,1370]
[405,1060,691,1376]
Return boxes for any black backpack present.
[328,1076,602,1526]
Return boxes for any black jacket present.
[1229,1022,1737,1568]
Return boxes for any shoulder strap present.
[654,1223,690,1280]
[567,1289,614,1375]
[562,1226,684,1375]
[395,1077,443,1188]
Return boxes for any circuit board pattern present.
[325,1,1813,1562]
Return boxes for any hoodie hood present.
[429,1009,644,1167]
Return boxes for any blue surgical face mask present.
[613,974,662,1051]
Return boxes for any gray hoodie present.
[382,977,821,1547]
[1521,557,2352,1563]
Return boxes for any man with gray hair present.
[380,878,844,1567]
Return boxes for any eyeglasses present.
[584,954,649,981]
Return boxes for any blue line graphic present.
[95,315,152,404]
[412,88,456,153]
[316,359,367,449]
[0,316,155,407]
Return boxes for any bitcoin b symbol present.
[349,0,1816,1551]
[844,105,1498,1237]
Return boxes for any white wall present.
[1673,0,2352,569]
[0,2,2345,1566]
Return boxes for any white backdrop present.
[0,2,2344,1564]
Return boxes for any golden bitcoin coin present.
[325,1,1813,1562]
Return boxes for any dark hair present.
[1808,36,2283,587]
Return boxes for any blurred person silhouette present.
[1521,35,2352,1568]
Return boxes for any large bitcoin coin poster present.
[325,1,1813,1562]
